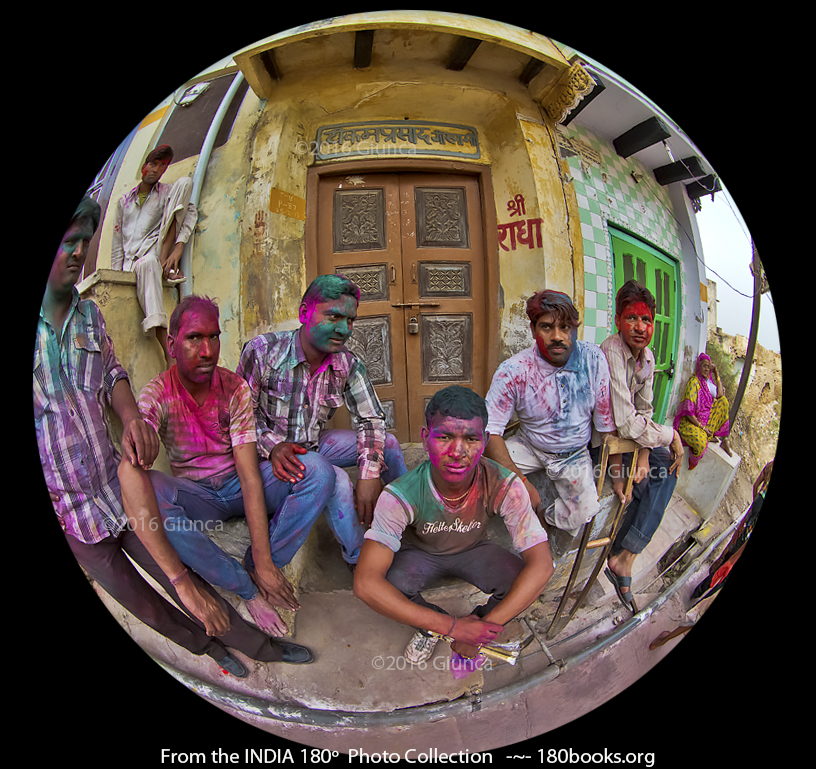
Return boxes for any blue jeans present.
[298,429,407,564]
[610,447,678,555]
[152,430,407,597]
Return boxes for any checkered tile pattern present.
[560,125,683,344]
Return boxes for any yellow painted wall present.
[91,26,586,386]
[208,48,584,369]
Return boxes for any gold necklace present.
[438,482,473,506]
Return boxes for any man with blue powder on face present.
[237,274,408,572]
[484,289,619,536]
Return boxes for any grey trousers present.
[385,539,525,620]
[66,527,283,662]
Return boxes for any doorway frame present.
[305,158,501,401]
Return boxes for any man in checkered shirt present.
[237,274,408,572]
[35,197,295,676]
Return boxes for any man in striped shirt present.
[236,274,408,570]
[35,197,294,676]
[595,280,684,607]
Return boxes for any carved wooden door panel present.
[398,174,485,442]
[317,172,485,443]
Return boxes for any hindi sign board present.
[311,121,480,161]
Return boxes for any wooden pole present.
[728,242,762,428]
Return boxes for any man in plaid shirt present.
[237,274,407,570]
[35,197,294,676]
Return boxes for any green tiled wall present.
[559,125,683,344]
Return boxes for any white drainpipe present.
[180,71,245,298]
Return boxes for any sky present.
[694,190,780,354]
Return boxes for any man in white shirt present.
[484,290,617,536]
[111,144,196,361]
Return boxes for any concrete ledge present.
[674,441,740,523]
[78,270,179,395]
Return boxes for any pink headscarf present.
[674,353,715,430]
[696,353,713,383]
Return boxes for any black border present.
[24,7,793,764]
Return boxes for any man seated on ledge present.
[130,294,314,662]
[353,386,553,665]
[484,289,618,537]
[236,273,407,571]
[593,280,683,608]
[111,144,197,363]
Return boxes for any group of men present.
[36,170,683,675]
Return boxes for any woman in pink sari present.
[674,353,732,469]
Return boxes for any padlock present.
[408,316,419,334]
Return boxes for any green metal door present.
[609,226,680,423]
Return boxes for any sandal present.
[604,567,634,608]
[166,268,186,284]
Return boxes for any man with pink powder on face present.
[111,144,196,362]
[593,280,684,609]
[484,290,618,537]
[354,386,553,666]
[126,294,314,663]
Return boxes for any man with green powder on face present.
[237,274,408,572]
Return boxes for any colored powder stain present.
[628,301,653,320]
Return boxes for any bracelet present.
[448,616,457,636]
[169,568,188,586]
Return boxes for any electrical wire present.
[668,190,763,300]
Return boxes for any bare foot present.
[155,327,171,367]
[649,625,692,650]
[247,595,289,636]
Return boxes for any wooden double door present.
[316,172,487,443]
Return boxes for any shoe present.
[279,642,315,664]
[404,630,439,664]
[166,269,186,284]
[214,652,249,678]
[604,567,634,608]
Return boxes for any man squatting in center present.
[354,385,554,665]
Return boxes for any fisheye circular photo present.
[31,10,784,762]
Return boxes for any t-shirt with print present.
[365,458,548,556]
[138,365,257,482]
